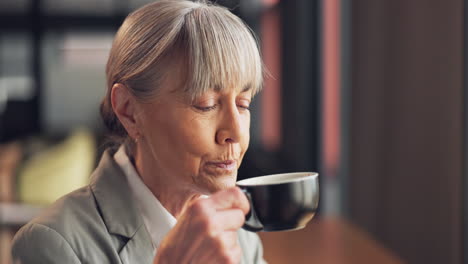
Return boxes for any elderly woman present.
[11,1,266,263]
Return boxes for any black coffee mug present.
[236,172,319,232]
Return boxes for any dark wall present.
[349,0,463,263]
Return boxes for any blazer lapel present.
[90,150,155,264]
[118,224,155,264]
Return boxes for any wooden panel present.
[349,0,463,263]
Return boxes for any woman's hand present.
[153,187,250,264]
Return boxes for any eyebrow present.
[213,84,252,93]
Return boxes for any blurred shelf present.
[0,14,126,30]
[0,203,43,226]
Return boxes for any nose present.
[216,106,243,144]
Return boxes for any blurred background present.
[0,0,465,263]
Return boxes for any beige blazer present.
[11,151,266,264]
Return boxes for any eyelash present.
[195,104,250,112]
[196,105,217,112]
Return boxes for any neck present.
[132,145,202,219]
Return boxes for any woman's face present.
[135,76,252,194]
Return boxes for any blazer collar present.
[90,150,142,237]
[89,150,155,263]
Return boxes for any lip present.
[206,160,237,171]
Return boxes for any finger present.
[213,209,245,231]
[214,240,242,264]
[209,187,250,214]
[192,231,239,264]
[218,230,239,250]
[228,243,242,264]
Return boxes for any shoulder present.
[12,222,81,263]
[11,186,95,263]
[25,185,101,235]
[12,186,112,263]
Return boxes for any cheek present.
[146,112,216,159]
[180,120,216,155]
[240,114,251,151]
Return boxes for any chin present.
[200,174,237,194]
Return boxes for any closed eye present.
[238,105,250,111]
[194,105,217,112]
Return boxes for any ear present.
[111,83,140,140]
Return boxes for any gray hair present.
[101,0,264,144]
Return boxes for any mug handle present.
[240,188,264,232]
